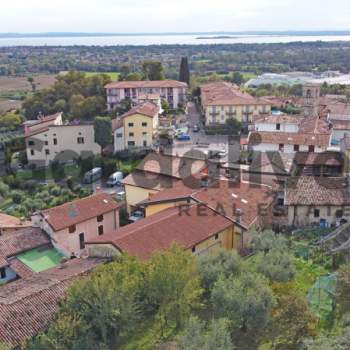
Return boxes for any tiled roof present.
[201,82,271,107]
[0,228,50,268]
[123,169,180,191]
[41,193,121,232]
[105,80,187,89]
[248,131,331,147]
[121,102,160,119]
[9,258,35,279]
[86,204,232,260]
[248,152,294,175]
[294,152,343,166]
[285,177,350,206]
[0,258,102,347]
[192,180,274,229]
[112,118,123,132]
[135,153,207,180]
[0,213,31,229]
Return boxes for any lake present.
[1,34,350,46]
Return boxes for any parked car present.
[116,191,126,201]
[193,124,200,132]
[106,171,123,187]
[177,134,191,141]
[83,167,102,184]
[129,210,144,223]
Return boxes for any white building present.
[24,113,101,167]
[105,80,188,111]
[252,114,300,133]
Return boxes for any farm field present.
[60,71,120,80]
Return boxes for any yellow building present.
[113,102,160,152]
[122,152,207,212]
[86,203,235,259]
[200,82,271,126]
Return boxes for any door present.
[79,233,85,250]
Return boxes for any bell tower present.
[302,83,321,118]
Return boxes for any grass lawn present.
[16,164,81,181]
[241,72,257,80]
[17,247,63,272]
[117,159,141,174]
[60,71,119,80]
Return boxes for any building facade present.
[200,82,271,126]
[105,80,188,111]
[25,113,101,167]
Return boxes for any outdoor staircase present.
[318,223,350,256]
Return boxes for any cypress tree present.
[179,57,190,85]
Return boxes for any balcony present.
[209,112,220,117]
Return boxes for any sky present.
[1,0,350,33]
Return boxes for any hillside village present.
[2,63,350,349]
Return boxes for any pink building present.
[32,192,121,256]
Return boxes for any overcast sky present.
[1,0,350,33]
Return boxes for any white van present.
[106,171,123,187]
[83,167,102,184]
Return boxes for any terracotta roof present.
[9,258,35,279]
[192,179,274,229]
[105,80,187,89]
[285,177,350,206]
[24,113,62,137]
[294,152,343,166]
[0,258,102,347]
[299,117,330,134]
[121,102,160,119]
[248,131,331,147]
[123,169,180,191]
[135,152,207,180]
[0,227,50,268]
[201,81,271,107]
[0,213,31,229]
[86,204,232,260]
[23,113,61,128]
[41,193,121,232]
[248,152,294,175]
[329,117,350,130]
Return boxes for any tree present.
[225,118,242,136]
[142,61,164,80]
[178,316,234,350]
[0,112,23,129]
[146,244,203,332]
[211,272,275,349]
[125,72,142,81]
[198,249,242,294]
[250,230,289,255]
[161,99,170,115]
[179,57,190,85]
[264,284,316,350]
[231,72,244,85]
[94,117,112,149]
[336,264,350,317]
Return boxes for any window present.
[129,132,134,137]
[192,246,196,253]
[314,209,320,218]
[30,149,34,156]
[143,140,147,147]
[142,122,147,127]
[97,215,104,222]
[45,141,48,146]
[128,141,135,147]
[28,140,35,146]
[142,132,147,136]
[128,122,134,127]
[116,133,123,138]
[53,138,58,145]
[77,137,85,144]
[294,145,300,152]
[214,234,219,240]
[309,145,315,152]
[79,233,85,249]
[68,225,76,233]
[336,210,343,218]
[98,225,104,236]
[279,144,284,152]
[45,149,50,155]
[276,123,281,130]
[0,267,6,279]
